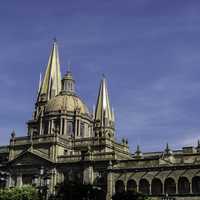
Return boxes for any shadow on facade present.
[54,180,106,200]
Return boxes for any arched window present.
[151,178,163,195]
[80,122,85,137]
[164,178,176,194]
[178,177,190,194]
[139,179,150,195]
[192,176,200,194]
[127,179,137,192]
[115,180,125,194]
[67,121,74,136]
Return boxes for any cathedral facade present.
[1,41,200,200]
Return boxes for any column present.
[162,182,165,195]
[51,120,54,135]
[124,180,127,192]
[48,120,51,135]
[74,119,78,138]
[149,182,152,195]
[60,117,63,135]
[137,183,139,193]
[190,181,192,194]
[6,175,12,187]
[175,181,178,194]
[17,174,22,187]
[39,117,43,135]
[50,168,57,195]
[64,119,67,135]
[106,171,113,200]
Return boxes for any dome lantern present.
[61,64,75,94]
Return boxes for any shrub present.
[0,185,39,200]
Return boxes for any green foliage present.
[0,185,39,200]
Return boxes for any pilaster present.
[106,162,113,200]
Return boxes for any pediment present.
[9,149,53,166]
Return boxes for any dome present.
[45,93,90,114]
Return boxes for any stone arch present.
[192,176,200,194]
[115,180,125,194]
[151,178,163,195]
[139,178,150,195]
[178,177,190,194]
[127,179,137,192]
[164,177,176,195]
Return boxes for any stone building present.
[1,40,200,200]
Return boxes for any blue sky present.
[1,0,200,152]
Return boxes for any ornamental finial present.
[67,60,71,73]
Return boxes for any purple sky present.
[1,0,200,152]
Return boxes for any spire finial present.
[198,140,200,147]
[112,107,115,122]
[53,37,57,43]
[38,72,42,94]
[136,144,141,153]
[11,129,16,138]
[135,144,142,157]
[67,60,71,73]
[165,142,172,155]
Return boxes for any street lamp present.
[35,166,50,200]
[0,177,6,189]
[0,171,9,189]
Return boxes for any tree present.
[0,185,39,200]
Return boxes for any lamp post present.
[0,171,9,189]
[0,177,6,189]
[33,166,50,200]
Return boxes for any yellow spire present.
[39,39,61,100]
[95,76,113,126]
[112,107,115,122]
[37,72,42,94]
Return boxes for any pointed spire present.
[198,140,200,148]
[165,142,172,155]
[38,72,42,94]
[197,140,200,153]
[92,105,95,119]
[112,107,115,122]
[135,144,142,157]
[95,76,112,126]
[67,60,71,73]
[39,39,61,100]
[11,130,16,138]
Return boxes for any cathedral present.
[1,40,200,200]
